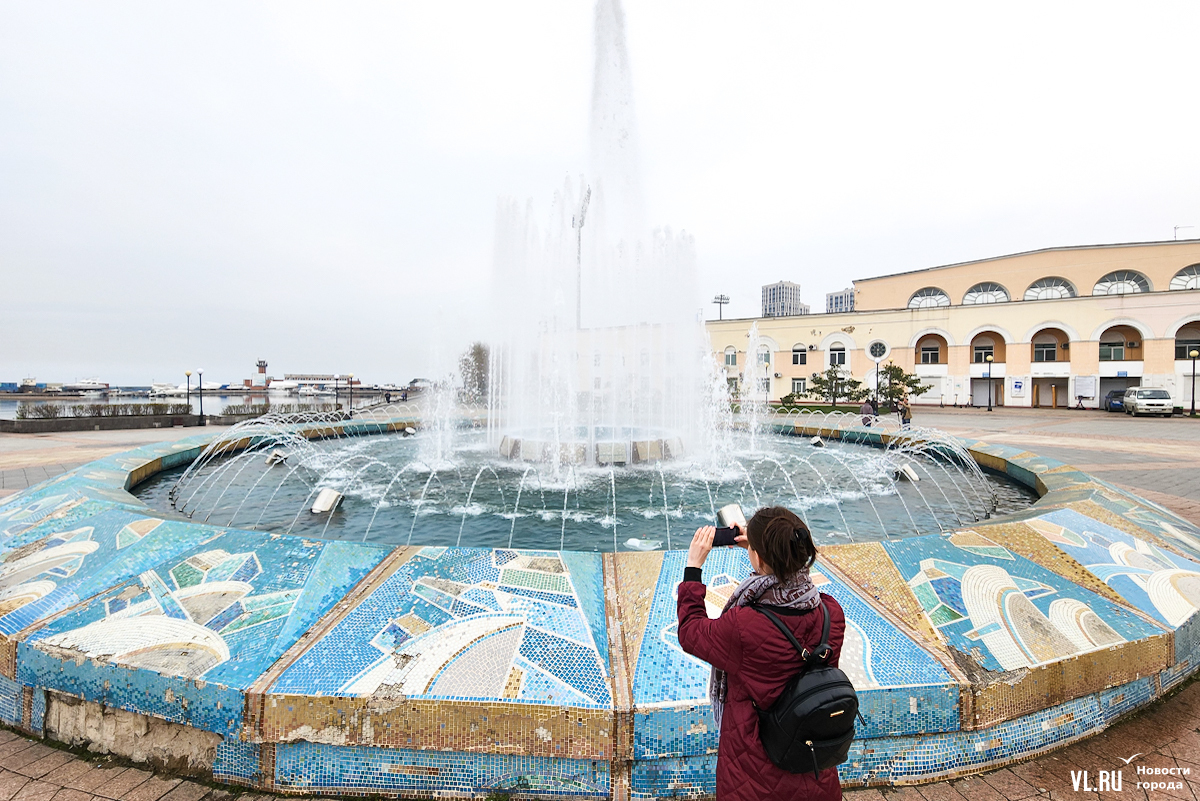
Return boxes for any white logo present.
[1069,756,1190,792]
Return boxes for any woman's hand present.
[732,522,748,549]
[688,526,715,569]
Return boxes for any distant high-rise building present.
[761,281,810,317]
[826,287,855,314]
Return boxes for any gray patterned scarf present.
[708,569,821,727]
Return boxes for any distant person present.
[859,399,873,426]
[401,390,408,402]
[385,392,391,404]
[677,507,846,801]
[898,395,912,426]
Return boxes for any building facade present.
[761,280,810,318]
[712,240,1200,409]
[826,287,855,314]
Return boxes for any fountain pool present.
[135,415,1035,551]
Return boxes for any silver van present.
[1123,387,1173,417]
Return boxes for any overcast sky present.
[3,1,1198,386]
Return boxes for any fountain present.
[138,405,1028,552]
[486,0,709,471]
[4,2,1197,798]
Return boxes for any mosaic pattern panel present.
[17,528,387,735]
[883,530,1164,673]
[272,547,611,708]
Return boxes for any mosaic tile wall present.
[0,420,1198,799]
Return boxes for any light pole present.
[573,187,591,329]
[713,294,730,321]
[185,370,192,408]
[197,368,205,425]
[348,373,354,416]
[985,354,994,412]
[1190,348,1199,417]
[333,374,340,412]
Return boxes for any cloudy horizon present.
[3,1,1198,386]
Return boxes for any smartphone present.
[713,527,740,547]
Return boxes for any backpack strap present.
[751,599,830,666]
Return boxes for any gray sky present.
[3,1,1198,386]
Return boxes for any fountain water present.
[142,0,1033,553]
[486,0,709,472]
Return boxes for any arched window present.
[791,343,807,366]
[908,288,951,309]
[1176,324,1200,360]
[1170,264,1200,291]
[1024,277,1076,301]
[963,282,1009,304]
[828,344,846,366]
[1093,271,1150,296]
[972,335,995,363]
[723,346,736,367]
[756,344,771,366]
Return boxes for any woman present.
[677,507,845,801]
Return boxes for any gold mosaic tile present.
[609,551,664,677]
[258,695,613,759]
[502,667,523,700]
[0,635,17,680]
[395,612,430,636]
[819,543,946,653]
[965,634,1171,730]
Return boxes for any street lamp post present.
[1190,349,1199,417]
[573,187,591,329]
[185,370,192,407]
[712,294,730,320]
[333,374,340,412]
[197,368,205,425]
[985,354,994,412]
[348,373,354,416]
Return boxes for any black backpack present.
[750,600,860,775]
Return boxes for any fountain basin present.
[0,411,1197,799]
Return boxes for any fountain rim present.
[122,411,1055,540]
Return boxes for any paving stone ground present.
[0,410,1197,799]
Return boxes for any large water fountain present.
[485,0,712,472]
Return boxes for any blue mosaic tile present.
[0,672,23,728]
[213,738,261,784]
[274,741,610,797]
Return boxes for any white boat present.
[64,378,109,393]
[298,386,319,397]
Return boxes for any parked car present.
[1103,389,1125,412]
[1123,387,1174,417]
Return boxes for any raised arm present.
[675,526,744,674]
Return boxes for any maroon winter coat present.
[677,573,846,801]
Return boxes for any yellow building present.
[707,239,1200,409]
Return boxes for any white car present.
[1123,387,1174,417]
